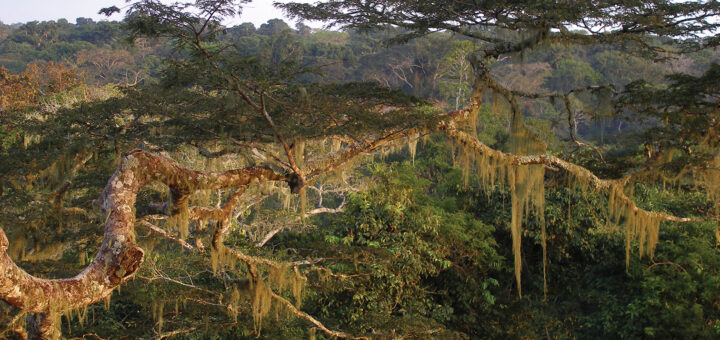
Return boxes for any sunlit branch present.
[440,121,705,224]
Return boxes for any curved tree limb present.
[0,149,288,316]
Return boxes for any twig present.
[138,220,194,252]
[647,261,688,273]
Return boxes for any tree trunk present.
[26,313,56,340]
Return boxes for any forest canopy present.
[0,0,719,338]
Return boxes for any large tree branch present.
[439,121,704,224]
[0,149,288,315]
[304,107,475,182]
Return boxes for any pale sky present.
[0,0,321,28]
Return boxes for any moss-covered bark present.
[0,149,288,338]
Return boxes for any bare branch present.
[266,286,368,339]
[138,220,194,252]
[562,94,607,164]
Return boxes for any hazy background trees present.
[0,1,719,337]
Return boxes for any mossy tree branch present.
[440,121,703,224]
[0,149,288,336]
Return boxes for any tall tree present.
[0,0,718,338]
[278,0,720,299]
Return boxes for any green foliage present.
[280,0,720,59]
[280,158,502,336]
[1,1,720,338]
[438,40,476,109]
[544,58,603,93]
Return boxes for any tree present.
[0,2,440,338]
[438,40,478,109]
[257,18,292,36]
[9,22,59,49]
[0,0,718,338]
[75,18,94,26]
[229,22,256,37]
[0,61,81,115]
[282,0,720,292]
[0,21,13,42]
[543,58,602,93]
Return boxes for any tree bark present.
[0,149,288,338]
[26,313,55,340]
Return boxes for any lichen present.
[608,183,663,268]
[407,133,419,165]
[507,116,546,297]
[121,154,140,172]
[450,108,546,297]
[251,280,272,334]
[152,300,164,333]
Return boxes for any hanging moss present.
[23,242,64,262]
[461,144,471,187]
[292,267,306,308]
[62,304,89,333]
[75,306,88,327]
[167,190,191,240]
[251,280,272,334]
[295,139,305,168]
[47,308,62,339]
[210,243,236,275]
[22,134,40,149]
[228,287,241,322]
[191,189,213,209]
[472,142,509,194]
[152,300,164,333]
[331,138,341,153]
[698,153,720,214]
[407,133,419,165]
[267,264,305,308]
[242,263,309,335]
[268,264,290,293]
[7,232,26,260]
[281,187,292,211]
[608,183,663,268]
[451,100,549,297]
[508,118,546,297]
[299,187,307,216]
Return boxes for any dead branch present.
[266,286,368,340]
[256,195,347,247]
[138,220,194,252]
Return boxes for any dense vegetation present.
[0,1,718,338]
